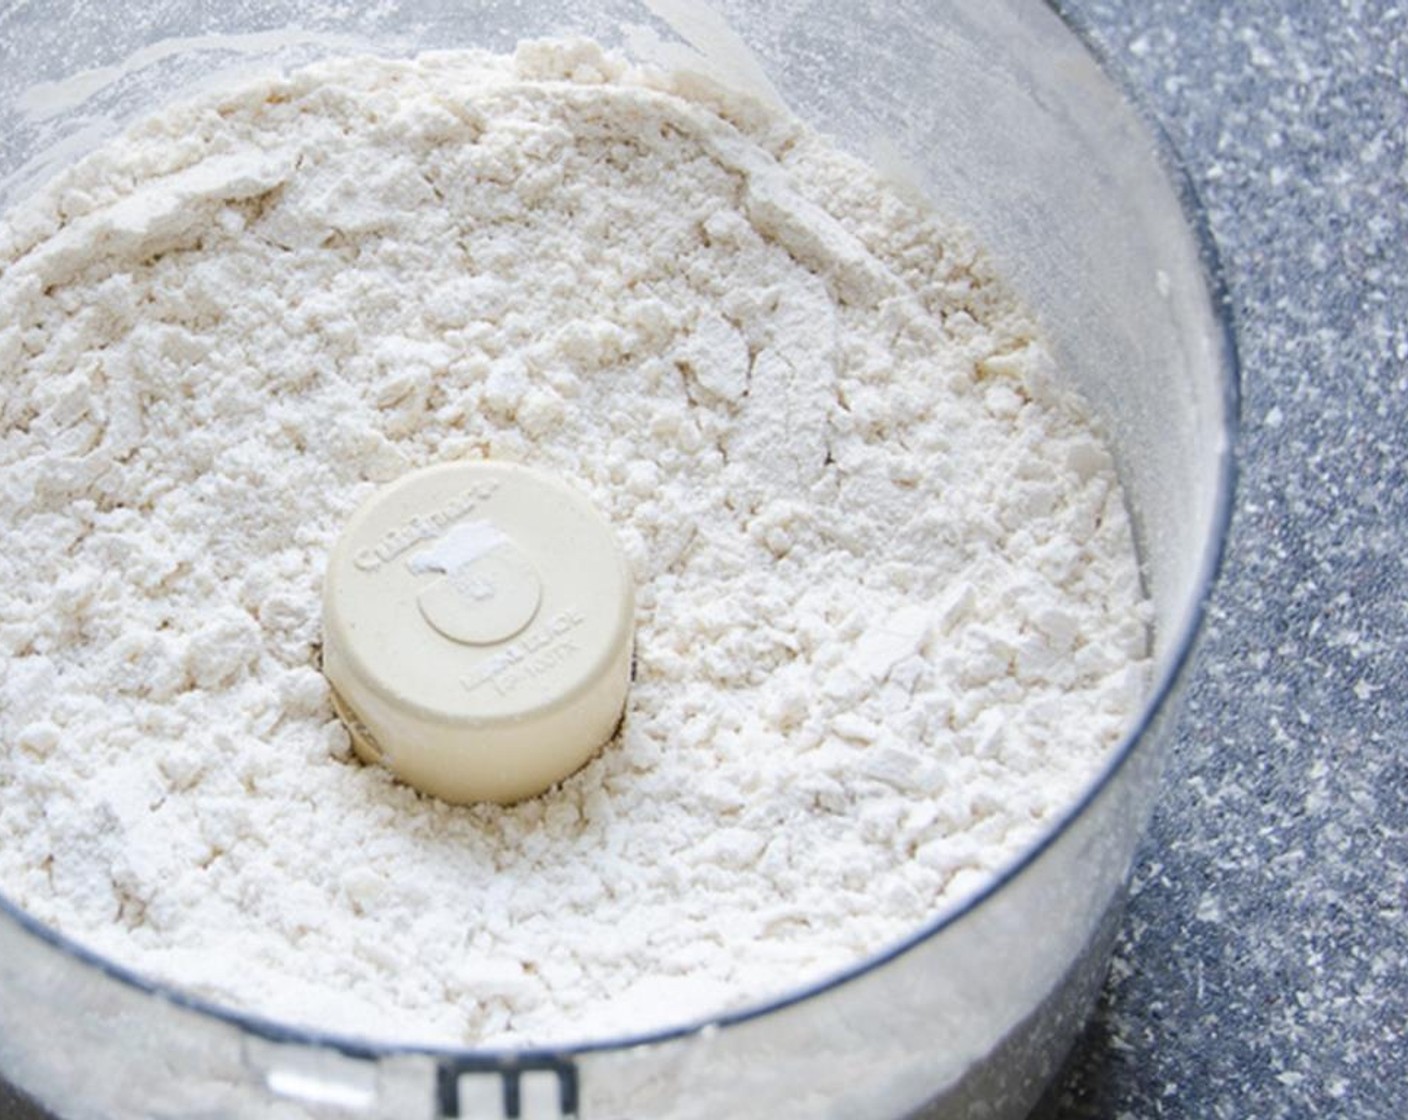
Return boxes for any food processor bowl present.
[0,2,1236,1117]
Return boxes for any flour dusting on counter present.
[0,39,1150,1046]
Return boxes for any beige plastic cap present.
[322,461,635,805]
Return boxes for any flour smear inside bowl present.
[0,39,1149,1046]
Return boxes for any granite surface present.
[1051,2,1407,1117]
[1,2,1404,1119]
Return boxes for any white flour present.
[0,40,1150,1047]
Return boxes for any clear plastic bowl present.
[0,2,1236,1118]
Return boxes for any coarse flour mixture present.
[0,40,1150,1045]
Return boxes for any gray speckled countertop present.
[1051,1,1407,1117]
